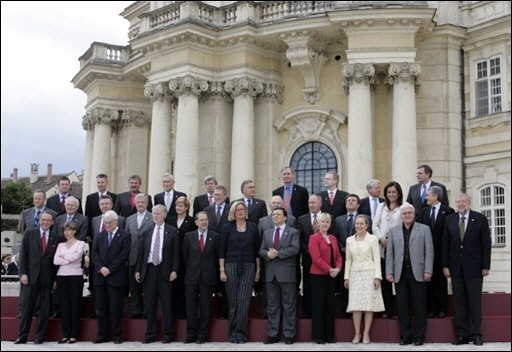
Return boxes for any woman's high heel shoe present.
[352,335,361,344]
[58,338,69,344]
[68,338,77,344]
[363,337,371,344]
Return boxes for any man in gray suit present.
[386,202,434,346]
[19,189,57,233]
[125,193,154,318]
[259,207,300,345]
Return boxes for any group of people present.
[10,165,491,346]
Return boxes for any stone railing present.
[78,42,131,70]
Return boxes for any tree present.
[1,182,33,214]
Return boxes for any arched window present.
[290,142,337,195]
[479,184,506,247]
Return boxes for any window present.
[475,57,502,117]
[479,185,506,247]
[290,142,337,195]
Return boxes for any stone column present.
[90,107,115,193]
[144,82,174,197]
[387,62,421,187]
[342,63,376,195]
[225,77,263,196]
[81,113,95,198]
[169,75,208,200]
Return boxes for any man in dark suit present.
[46,176,83,216]
[442,193,491,346]
[182,211,220,344]
[297,194,323,318]
[193,175,230,216]
[406,164,449,214]
[154,173,186,223]
[85,173,117,230]
[259,207,300,345]
[19,189,58,233]
[272,166,309,219]
[334,193,363,317]
[91,210,131,344]
[386,203,434,346]
[359,179,385,222]
[125,193,154,318]
[14,211,60,344]
[114,174,153,218]
[417,186,454,318]
[135,205,180,344]
[318,171,348,219]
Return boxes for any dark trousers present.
[56,275,83,339]
[427,263,448,315]
[301,256,312,317]
[381,257,394,315]
[452,276,483,339]
[143,264,174,340]
[94,283,126,341]
[185,281,214,339]
[394,266,427,340]
[128,265,144,316]
[310,274,336,341]
[18,281,52,341]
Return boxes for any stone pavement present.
[2,340,511,351]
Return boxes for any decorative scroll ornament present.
[224,77,264,99]
[342,63,376,95]
[168,75,209,97]
[387,62,422,92]
[144,82,174,102]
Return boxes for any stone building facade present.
[72,1,510,292]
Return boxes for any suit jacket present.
[386,222,434,282]
[272,184,309,218]
[234,198,268,225]
[114,191,153,218]
[406,181,449,212]
[125,211,154,266]
[91,214,126,243]
[308,232,342,274]
[136,223,180,283]
[182,229,220,286]
[46,194,83,216]
[359,196,385,220]
[258,214,296,238]
[19,206,58,233]
[318,189,349,218]
[154,190,187,222]
[193,194,230,216]
[54,213,89,241]
[204,203,230,234]
[19,228,61,287]
[85,191,117,227]
[417,204,454,262]
[91,227,131,287]
[441,210,491,279]
[334,212,370,252]
[259,225,300,283]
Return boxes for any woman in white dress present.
[344,215,384,344]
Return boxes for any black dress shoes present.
[196,337,206,344]
[93,337,108,344]
[185,337,196,344]
[452,337,469,345]
[427,312,435,318]
[399,337,412,345]
[316,339,325,344]
[473,336,483,346]
[161,338,172,344]
[284,337,294,344]
[263,336,279,344]
[142,337,155,344]
[13,338,26,344]
[34,339,43,344]
[414,338,424,346]
[114,339,122,344]
[438,312,446,318]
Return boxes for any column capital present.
[205,81,233,102]
[85,107,120,127]
[120,110,149,128]
[169,75,208,97]
[256,82,285,104]
[342,63,376,95]
[387,62,422,91]
[144,82,174,102]
[81,113,94,131]
[224,76,263,99]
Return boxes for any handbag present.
[81,251,90,276]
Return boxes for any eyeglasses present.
[103,220,115,225]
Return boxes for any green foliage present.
[1,183,33,214]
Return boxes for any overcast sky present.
[1,1,134,178]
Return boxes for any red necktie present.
[199,233,205,253]
[208,195,213,206]
[273,227,280,249]
[329,191,334,205]
[41,232,47,254]
[60,196,66,212]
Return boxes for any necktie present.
[421,185,427,203]
[329,191,334,205]
[273,227,280,249]
[41,231,47,254]
[208,195,213,206]
[216,206,222,223]
[199,233,205,253]
[101,219,106,232]
[247,198,252,211]
[283,187,291,214]
[312,214,318,232]
[67,215,73,222]
[152,227,161,265]
[60,196,66,212]
[430,207,436,229]
[165,193,171,210]
[34,210,41,228]
[347,213,354,235]
[108,232,113,247]
[459,216,466,241]
[372,198,379,219]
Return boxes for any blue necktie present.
[108,232,113,247]
[34,210,41,228]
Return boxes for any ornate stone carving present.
[120,110,149,128]
[342,63,376,95]
[205,81,232,102]
[387,62,422,92]
[169,75,209,97]
[256,82,285,104]
[224,77,264,99]
[144,82,174,102]
[81,113,95,131]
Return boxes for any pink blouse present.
[54,240,86,276]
